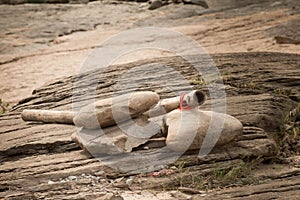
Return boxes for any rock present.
[165,109,243,152]
[45,0,69,3]
[274,36,300,45]
[1,52,299,198]
[149,0,168,10]
[69,0,89,3]
[98,193,124,200]
[269,19,300,44]
[48,180,55,185]
[170,190,192,200]
[182,0,209,8]
[95,171,105,176]
[71,116,160,155]
[68,175,77,181]
[205,0,265,9]
[178,187,204,194]
[0,0,26,4]
[71,90,204,155]
[73,91,160,129]
[271,1,282,7]
[172,0,182,3]
[125,178,133,186]
[170,166,177,170]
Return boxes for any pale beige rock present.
[205,0,261,9]
[165,109,243,152]
[21,109,75,124]
[71,116,161,155]
[21,91,160,129]
[73,91,160,129]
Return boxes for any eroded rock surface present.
[1,0,300,199]
[1,52,299,199]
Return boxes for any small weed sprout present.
[190,76,206,85]
[273,88,292,96]
[0,99,9,114]
[275,103,300,157]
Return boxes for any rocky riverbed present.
[0,0,300,199]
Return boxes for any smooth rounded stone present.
[68,175,78,181]
[182,0,209,8]
[47,180,55,185]
[73,91,160,129]
[165,109,243,152]
[98,193,124,200]
[170,191,192,199]
[21,109,75,124]
[95,171,105,176]
[125,178,133,185]
[148,0,168,10]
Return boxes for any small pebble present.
[68,175,77,181]
[95,171,105,176]
[170,166,177,170]
[126,178,133,185]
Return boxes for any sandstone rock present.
[73,91,160,129]
[72,116,161,155]
[99,193,124,200]
[269,19,300,45]
[182,0,209,8]
[165,109,243,152]
[205,0,265,9]
[274,36,300,45]
[1,52,299,199]
[149,0,168,10]
[170,190,192,199]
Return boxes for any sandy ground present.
[1,1,299,109]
